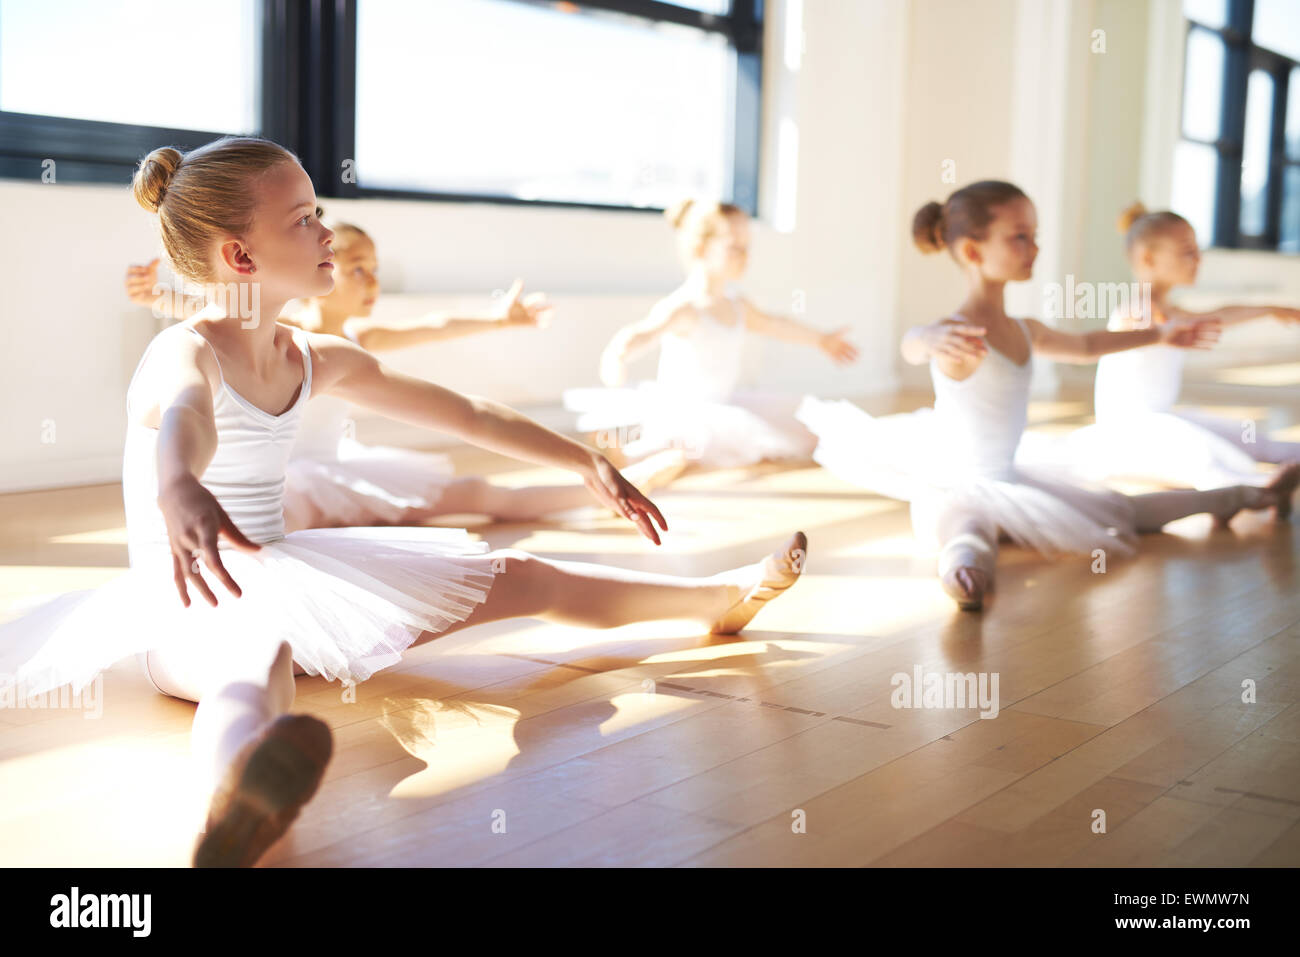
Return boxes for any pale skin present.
[897,196,1297,609]
[131,225,679,528]
[1112,219,1300,329]
[140,160,807,865]
[599,210,859,388]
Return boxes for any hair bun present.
[132,146,183,213]
[1117,200,1147,235]
[664,197,696,229]
[911,200,945,253]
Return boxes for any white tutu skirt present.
[0,526,496,699]
[1055,413,1266,490]
[564,382,818,469]
[796,397,1139,559]
[284,437,457,530]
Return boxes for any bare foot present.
[941,565,990,612]
[192,713,333,868]
[621,448,690,494]
[710,531,808,634]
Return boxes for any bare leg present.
[413,533,807,643]
[1127,463,1300,531]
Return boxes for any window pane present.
[1182,0,1227,28]
[1252,0,1300,62]
[1239,70,1274,237]
[1171,140,1218,246]
[1182,27,1224,142]
[667,0,731,13]
[1288,67,1300,162]
[0,0,260,133]
[1282,166,1300,253]
[355,0,734,208]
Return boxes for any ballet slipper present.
[192,713,333,868]
[941,565,991,612]
[710,531,807,635]
[1268,462,1300,521]
[1217,463,1300,527]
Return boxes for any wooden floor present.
[2,383,1299,867]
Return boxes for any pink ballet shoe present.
[1269,462,1300,521]
[710,531,807,635]
[620,448,691,494]
[192,713,333,868]
[941,565,991,612]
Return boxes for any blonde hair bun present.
[1117,200,1148,235]
[132,147,183,214]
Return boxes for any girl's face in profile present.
[320,234,380,318]
[967,197,1038,282]
[698,212,750,281]
[1141,222,1200,286]
[234,161,336,303]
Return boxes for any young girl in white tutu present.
[3,137,808,867]
[1063,202,1300,490]
[128,227,677,531]
[563,198,859,473]
[796,180,1298,611]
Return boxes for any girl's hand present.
[157,475,263,608]
[818,326,860,364]
[495,278,556,329]
[584,455,668,545]
[927,319,988,362]
[1159,316,1221,349]
[125,258,162,307]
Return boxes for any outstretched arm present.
[739,299,858,364]
[1023,316,1220,363]
[900,317,989,380]
[311,334,668,543]
[342,279,555,351]
[1167,303,1300,327]
[597,299,690,387]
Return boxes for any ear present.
[218,238,257,276]
[957,237,982,266]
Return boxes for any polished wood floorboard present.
[1,384,1298,867]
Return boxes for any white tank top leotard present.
[1093,310,1185,422]
[654,293,747,401]
[930,315,1034,481]
[121,322,312,560]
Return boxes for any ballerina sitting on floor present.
[1060,201,1300,491]
[563,198,859,475]
[127,226,679,531]
[796,180,1299,611]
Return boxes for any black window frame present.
[1180,0,1300,251]
[0,0,764,216]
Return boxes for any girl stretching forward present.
[564,198,859,473]
[127,228,677,531]
[1063,201,1300,490]
[797,180,1297,611]
[0,138,807,867]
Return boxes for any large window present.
[1175,0,1300,251]
[0,0,269,183]
[0,0,763,214]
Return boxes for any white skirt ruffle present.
[0,526,496,699]
[796,396,1138,559]
[284,437,457,530]
[563,382,817,469]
